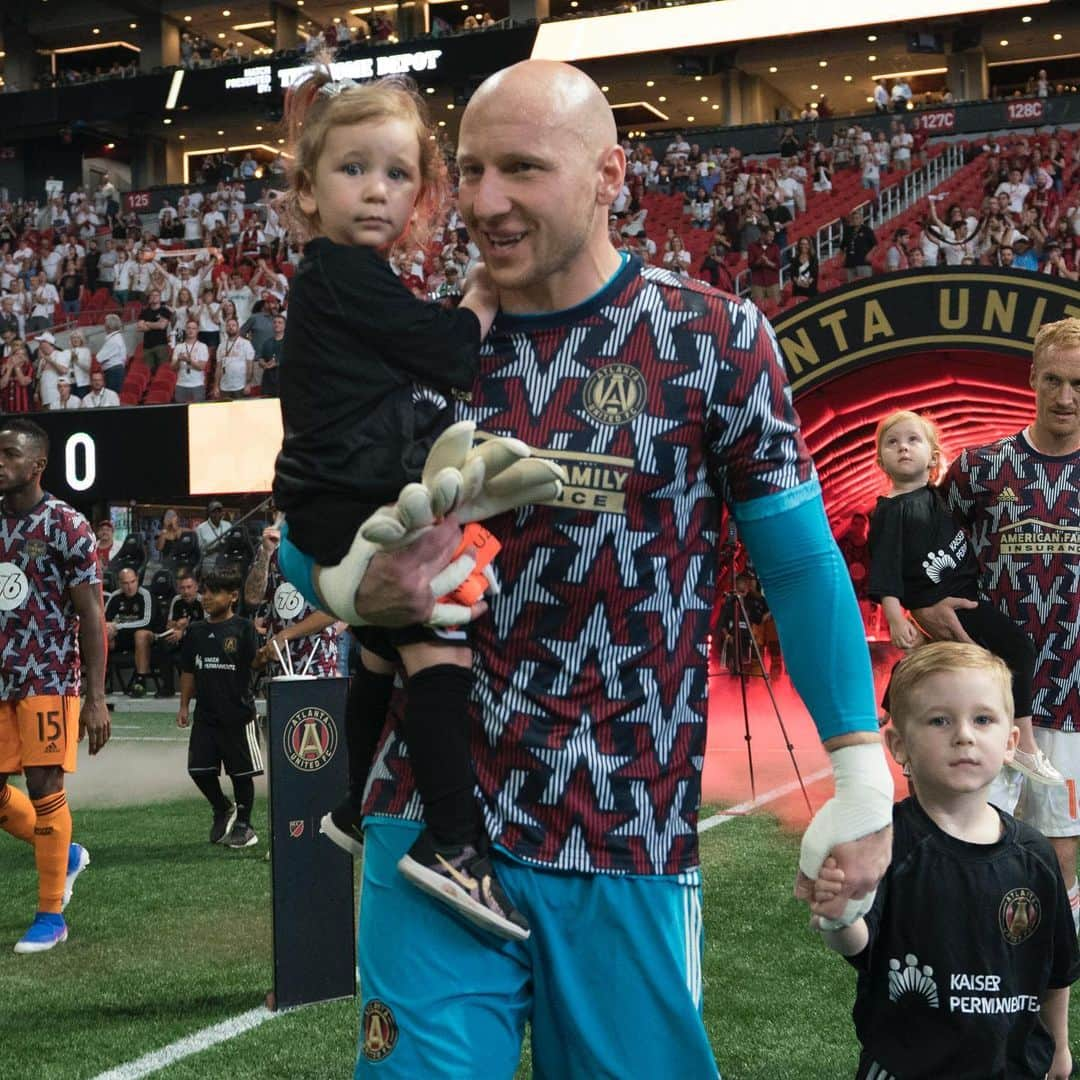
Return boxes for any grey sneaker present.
[397,831,530,942]
[210,803,237,844]
[224,822,258,849]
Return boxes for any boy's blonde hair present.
[1033,316,1080,369]
[888,642,1014,728]
[875,409,943,485]
[279,59,448,252]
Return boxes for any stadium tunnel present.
[797,347,1035,523]
[769,267,1075,524]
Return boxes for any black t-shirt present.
[105,587,155,630]
[843,223,876,267]
[60,272,81,302]
[868,485,980,608]
[766,204,793,228]
[274,239,481,565]
[260,336,283,396]
[168,594,204,625]
[140,305,172,349]
[849,798,1080,1079]
[180,615,257,727]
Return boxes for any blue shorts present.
[277,520,321,610]
[355,819,719,1079]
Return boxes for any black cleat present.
[210,803,237,844]
[319,801,365,857]
[398,832,530,942]
[225,822,258,849]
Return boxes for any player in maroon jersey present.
[0,418,109,952]
[915,317,1080,932]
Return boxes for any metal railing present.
[867,143,966,230]
[732,143,966,297]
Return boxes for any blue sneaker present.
[14,912,68,954]
[62,843,90,911]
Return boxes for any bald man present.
[350,61,892,1077]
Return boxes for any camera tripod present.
[716,534,811,814]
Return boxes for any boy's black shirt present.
[180,614,257,727]
[848,797,1080,1079]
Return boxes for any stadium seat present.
[108,535,149,583]
[149,366,178,395]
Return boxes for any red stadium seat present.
[149,367,178,395]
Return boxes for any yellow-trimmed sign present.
[771,269,1080,397]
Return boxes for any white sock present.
[1068,879,1079,936]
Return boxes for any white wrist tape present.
[800,742,894,929]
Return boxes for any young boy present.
[812,642,1080,1080]
[176,570,264,849]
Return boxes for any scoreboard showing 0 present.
[36,407,190,504]
[64,432,96,492]
[32,400,284,506]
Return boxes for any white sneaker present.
[1011,748,1065,786]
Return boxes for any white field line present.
[110,736,188,743]
[90,1007,279,1080]
[697,765,834,832]
[92,770,833,1078]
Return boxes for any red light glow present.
[795,349,1034,526]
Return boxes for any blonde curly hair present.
[277,56,448,254]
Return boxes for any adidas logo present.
[997,486,1018,502]
[921,549,957,584]
[888,953,939,1008]
[45,742,59,753]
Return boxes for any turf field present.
[1,710,1075,1079]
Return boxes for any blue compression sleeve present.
[733,479,878,741]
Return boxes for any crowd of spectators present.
[602,119,929,295]
[603,123,1080,308]
[881,133,1080,278]
[0,122,1078,413]
[0,172,303,409]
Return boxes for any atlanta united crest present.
[282,707,338,772]
[362,999,398,1061]
[582,363,647,426]
[999,887,1041,944]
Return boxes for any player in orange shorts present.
[0,418,110,953]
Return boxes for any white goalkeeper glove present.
[313,513,478,628]
[360,422,567,547]
[799,743,894,930]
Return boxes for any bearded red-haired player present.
[0,417,109,953]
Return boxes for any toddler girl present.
[868,409,1062,785]
[271,66,530,940]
